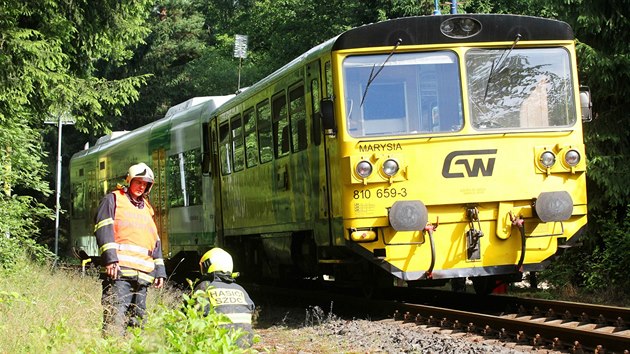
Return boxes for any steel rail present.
[395,301,630,353]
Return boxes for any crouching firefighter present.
[194,248,255,348]
[94,162,166,336]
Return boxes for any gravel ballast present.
[250,305,561,353]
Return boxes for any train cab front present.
[340,141,588,294]
[331,25,588,293]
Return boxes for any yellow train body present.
[322,16,588,289]
[339,128,587,280]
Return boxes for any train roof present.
[215,37,338,106]
[332,14,574,50]
[72,95,234,160]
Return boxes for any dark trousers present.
[101,278,148,336]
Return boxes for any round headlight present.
[460,18,475,32]
[564,149,581,167]
[540,151,556,168]
[440,17,482,38]
[382,159,399,177]
[440,22,454,33]
[356,161,373,178]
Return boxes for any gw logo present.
[442,149,497,178]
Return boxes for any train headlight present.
[440,17,482,39]
[564,149,581,167]
[460,18,476,32]
[356,160,373,178]
[382,159,399,177]
[539,151,556,168]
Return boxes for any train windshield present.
[342,51,463,137]
[466,47,577,130]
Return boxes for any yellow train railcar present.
[69,14,590,294]
[210,14,590,294]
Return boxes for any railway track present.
[246,283,630,353]
[393,300,629,353]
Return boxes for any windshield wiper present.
[360,38,402,106]
[483,33,521,102]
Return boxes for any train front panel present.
[329,15,588,287]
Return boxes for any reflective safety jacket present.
[94,189,166,282]
[194,272,255,347]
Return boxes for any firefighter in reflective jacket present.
[194,248,255,348]
[94,162,166,336]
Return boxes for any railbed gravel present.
[251,304,559,353]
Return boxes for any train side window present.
[219,121,232,175]
[87,170,97,203]
[231,114,245,172]
[183,150,202,205]
[107,176,125,192]
[243,108,258,168]
[257,100,273,164]
[71,182,85,219]
[311,79,321,146]
[166,154,183,207]
[166,150,202,207]
[201,122,211,176]
[289,84,307,152]
[272,92,290,158]
[325,61,333,98]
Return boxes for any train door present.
[70,162,99,257]
[85,167,99,255]
[151,149,170,257]
[209,120,225,245]
[321,58,342,245]
[306,59,333,246]
[201,122,216,247]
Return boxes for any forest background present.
[1,0,628,294]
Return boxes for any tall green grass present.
[0,256,254,353]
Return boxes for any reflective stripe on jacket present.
[193,275,255,348]
[194,277,255,325]
[110,190,159,273]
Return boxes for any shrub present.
[87,287,255,353]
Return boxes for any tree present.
[0,0,155,263]
[530,0,630,292]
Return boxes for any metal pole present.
[433,0,441,15]
[54,113,62,258]
[451,0,457,14]
[238,57,242,91]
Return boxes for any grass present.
[508,283,630,307]
[0,259,252,353]
[2,257,627,353]
[0,261,102,352]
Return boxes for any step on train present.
[70,13,591,294]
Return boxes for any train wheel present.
[360,262,393,298]
[361,282,379,299]
[450,277,467,292]
[471,277,494,295]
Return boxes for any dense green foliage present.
[1,0,629,294]
[0,0,154,263]
[0,256,250,352]
[88,287,252,353]
[528,1,630,292]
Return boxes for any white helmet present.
[125,162,154,194]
